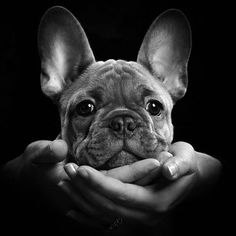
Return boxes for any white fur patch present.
[53,37,68,78]
[42,37,68,96]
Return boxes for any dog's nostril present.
[126,118,136,132]
[109,116,136,135]
[110,119,123,132]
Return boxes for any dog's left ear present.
[38,6,95,100]
[137,9,192,102]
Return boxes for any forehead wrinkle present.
[87,86,106,104]
[138,85,157,98]
[60,60,173,112]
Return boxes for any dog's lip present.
[98,148,142,170]
[120,147,143,159]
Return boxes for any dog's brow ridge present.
[88,87,104,103]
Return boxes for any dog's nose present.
[109,116,136,135]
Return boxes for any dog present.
[38,6,191,170]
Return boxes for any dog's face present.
[38,7,191,169]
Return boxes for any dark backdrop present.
[0,1,233,235]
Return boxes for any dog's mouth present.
[73,131,169,169]
[98,149,142,170]
[72,125,169,170]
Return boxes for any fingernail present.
[77,167,89,178]
[64,164,77,179]
[152,159,161,167]
[49,140,68,158]
[167,163,178,179]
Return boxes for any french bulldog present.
[38,6,191,170]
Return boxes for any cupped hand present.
[61,141,221,228]
[2,139,70,212]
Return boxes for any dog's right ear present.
[137,9,192,102]
[38,6,95,100]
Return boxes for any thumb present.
[26,139,68,164]
[162,142,195,180]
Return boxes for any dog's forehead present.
[60,60,173,109]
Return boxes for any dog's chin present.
[74,147,142,170]
[99,150,140,170]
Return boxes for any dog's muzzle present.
[106,109,141,138]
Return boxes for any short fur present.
[38,6,191,169]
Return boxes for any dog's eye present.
[75,100,96,116]
[146,100,163,116]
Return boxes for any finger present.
[162,142,195,180]
[71,175,151,222]
[76,166,197,216]
[158,151,174,165]
[135,152,173,186]
[49,139,68,161]
[58,180,103,219]
[101,158,160,183]
[152,173,198,211]
[195,151,221,183]
[74,166,155,210]
[59,179,148,224]
[27,139,68,164]
[64,163,79,179]
[73,166,196,220]
[61,180,121,227]
[134,167,160,186]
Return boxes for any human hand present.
[1,138,164,222]
[60,141,221,228]
[60,157,165,229]
[2,139,70,212]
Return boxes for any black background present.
[0,1,233,235]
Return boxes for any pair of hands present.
[3,139,221,230]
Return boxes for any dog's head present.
[38,7,191,169]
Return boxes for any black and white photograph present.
[0,1,232,236]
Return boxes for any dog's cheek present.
[153,116,173,144]
[63,117,92,154]
[73,116,94,136]
[138,129,168,156]
[160,122,173,145]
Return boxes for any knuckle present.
[175,141,195,154]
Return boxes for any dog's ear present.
[137,9,192,102]
[38,6,95,99]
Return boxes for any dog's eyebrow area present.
[87,87,104,104]
[137,85,163,102]
[70,86,105,104]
